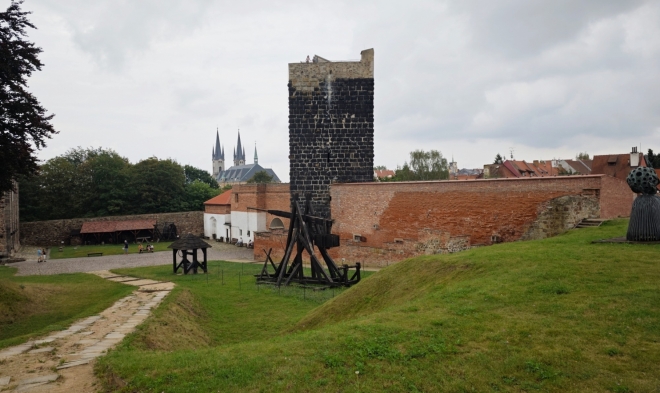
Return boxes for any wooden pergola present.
[168,234,212,274]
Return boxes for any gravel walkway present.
[7,243,255,276]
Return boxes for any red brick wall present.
[599,175,634,218]
[205,205,230,214]
[329,175,629,266]
[252,175,633,267]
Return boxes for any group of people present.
[36,247,47,263]
[138,243,154,253]
[235,237,253,248]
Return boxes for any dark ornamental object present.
[254,193,361,287]
[168,234,211,274]
[626,167,660,241]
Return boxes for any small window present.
[239,229,243,236]
[235,194,239,202]
[270,218,285,229]
[247,230,251,236]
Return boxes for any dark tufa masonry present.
[288,49,375,218]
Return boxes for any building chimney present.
[631,147,640,167]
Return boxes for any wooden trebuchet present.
[253,194,361,287]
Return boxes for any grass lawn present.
[96,220,660,393]
[49,241,173,259]
[0,266,134,349]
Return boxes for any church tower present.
[233,130,246,166]
[212,129,224,177]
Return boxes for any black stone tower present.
[288,49,375,217]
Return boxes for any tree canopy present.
[494,153,504,164]
[647,149,660,169]
[391,150,449,181]
[575,152,590,160]
[19,147,220,221]
[0,1,57,193]
[246,170,274,184]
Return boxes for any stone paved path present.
[0,271,174,392]
[9,242,254,276]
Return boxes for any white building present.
[203,190,231,241]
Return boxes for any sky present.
[9,0,660,181]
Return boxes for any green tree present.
[77,149,131,216]
[494,153,504,164]
[392,163,415,181]
[34,156,79,219]
[183,180,221,211]
[374,165,387,170]
[246,171,273,184]
[129,158,186,213]
[647,149,660,169]
[184,165,219,189]
[408,150,449,180]
[0,1,58,193]
[391,150,448,181]
[576,152,590,160]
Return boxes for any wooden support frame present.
[256,194,360,288]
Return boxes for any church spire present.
[214,128,221,160]
[234,129,246,166]
[254,142,258,164]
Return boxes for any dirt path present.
[0,271,174,392]
[9,243,254,276]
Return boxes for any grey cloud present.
[39,0,213,71]
[451,0,647,57]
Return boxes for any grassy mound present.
[97,220,660,392]
[123,288,212,351]
[0,266,134,349]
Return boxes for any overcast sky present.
[12,0,660,181]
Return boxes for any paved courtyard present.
[8,243,255,276]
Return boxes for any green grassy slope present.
[97,220,660,392]
[0,267,134,348]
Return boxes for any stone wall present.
[251,175,633,267]
[20,211,203,246]
[288,49,375,218]
[0,184,20,258]
[326,175,632,267]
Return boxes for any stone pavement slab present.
[27,347,53,354]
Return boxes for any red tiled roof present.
[563,160,592,175]
[592,153,646,182]
[80,219,156,234]
[204,189,232,205]
[115,220,157,231]
[374,169,395,178]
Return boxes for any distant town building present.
[203,189,232,241]
[203,184,290,244]
[374,169,395,180]
[556,159,592,175]
[591,147,647,182]
[484,160,559,179]
[212,130,281,187]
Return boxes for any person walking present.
[41,248,47,262]
[37,247,42,263]
[123,240,129,254]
